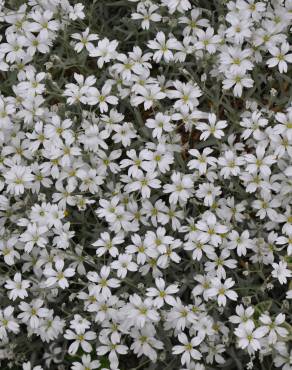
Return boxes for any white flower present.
[179,8,209,36]
[70,314,91,333]
[20,223,48,252]
[141,145,174,173]
[5,273,30,301]
[89,38,118,68]
[0,237,20,266]
[218,150,244,178]
[87,82,118,112]
[229,305,254,327]
[166,299,197,331]
[196,182,221,206]
[197,113,227,140]
[228,230,251,256]
[225,18,252,44]
[147,31,178,63]
[206,277,238,306]
[223,71,254,97]
[205,249,237,279]
[131,4,161,30]
[125,294,160,328]
[195,27,220,54]
[18,299,49,329]
[146,278,178,307]
[44,259,75,289]
[87,265,120,299]
[124,171,161,199]
[0,306,19,339]
[25,33,51,56]
[5,165,34,195]
[271,261,292,284]
[71,354,100,370]
[126,234,148,265]
[240,110,268,140]
[22,362,43,370]
[64,328,96,355]
[188,147,216,174]
[287,290,292,299]
[111,253,138,278]
[0,34,27,62]
[112,122,137,147]
[131,85,166,110]
[196,212,228,247]
[267,43,292,73]
[244,145,276,177]
[44,115,73,142]
[145,227,174,255]
[274,110,292,141]
[155,198,176,227]
[64,73,96,105]
[69,3,85,20]
[162,0,191,14]
[18,71,46,97]
[219,46,253,74]
[234,321,267,354]
[252,190,280,221]
[184,234,214,261]
[71,28,98,53]
[146,112,174,139]
[163,172,194,205]
[96,336,128,369]
[93,232,124,258]
[259,313,288,344]
[236,0,266,21]
[276,234,292,256]
[169,80,202,112]
[0,96,15,128]
[29,10,60,38]
[172,333,202,366]
[120,149,150,177]
[274,347,292,370]
[130,324,163,362]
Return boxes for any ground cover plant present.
[0,0,291,369]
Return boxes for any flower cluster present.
[0,0,291,369]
